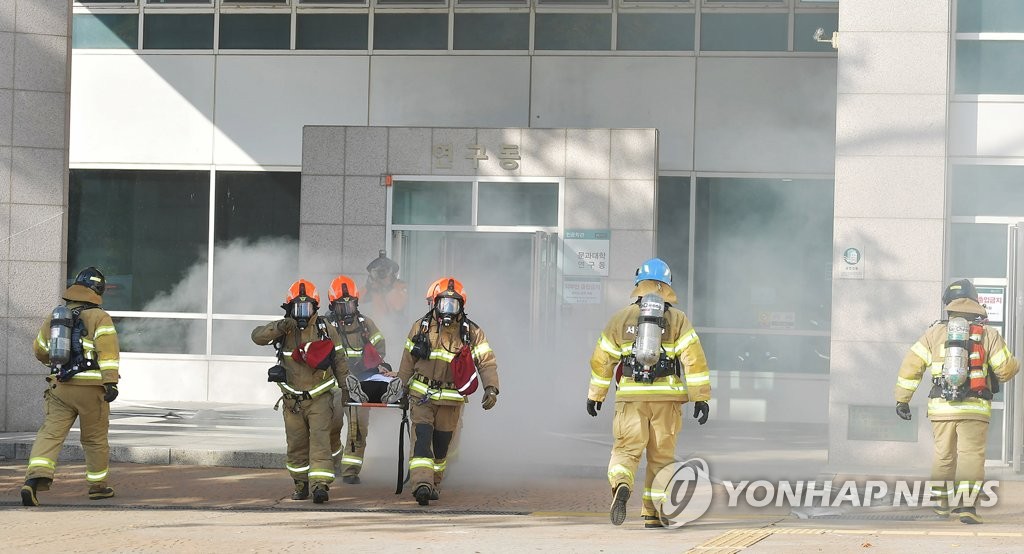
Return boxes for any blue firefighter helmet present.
[634,258,672,286]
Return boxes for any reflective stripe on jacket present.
[895,298,1020,422]
[34,291,120,386]
[251,315,350,396]
[397,315,498,407]
[589,281,711,404]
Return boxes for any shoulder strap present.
[357,315,371,343]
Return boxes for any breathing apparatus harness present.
[48,303,100,382]
[270,317,332,412]
[930,315,997,402]
[408,310,479,403]
[620,294,679,384]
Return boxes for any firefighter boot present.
[312,483,329,504]
[342,475,361,484]
[610,484,631,526]
[954,506,983,525]
[20,477,51,507]
[932,498,950,518]
[88,484,115,500]
[414,484,432,506]
[644,515,667,529]
[291,480,309,500]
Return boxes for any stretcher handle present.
[345,402,403,408]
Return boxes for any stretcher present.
[345,402,410,494]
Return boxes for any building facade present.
[2,0,1023,473]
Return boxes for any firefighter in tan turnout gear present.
[588,258,712,528]
[895,279,1019,524]
[252,279,350,504]
[324,275,404,484]
[397,277,499,506]
[22,267,120,506]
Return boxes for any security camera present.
[812,27,839,49]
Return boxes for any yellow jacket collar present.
[631,280,678,304]
[945,297,986,318]
[62,284,103,306]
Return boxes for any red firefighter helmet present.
[328,275,359,303]
[285,279,320,305]
[426,277,466,306]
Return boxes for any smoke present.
[117,237,301,356]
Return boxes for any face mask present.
[333,299,358,322]
[435,297,461,326]
[292,301,315,329]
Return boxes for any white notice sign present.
[563,279,603,305]
[563,230,610,277]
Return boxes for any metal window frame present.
[75,0,139,6]
[144,0,214,6]
[67,165,303,359]
[700,0,788,8]
[387,175,564,234]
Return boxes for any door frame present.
[386,175,565,348]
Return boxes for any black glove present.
[896,402,912,421]
[278,318,298,334]
[482,386,499,410]
[586,399,602,417]
[103,384,119,403]
[693,401,709,425]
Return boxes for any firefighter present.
[324,275,404,484]
[362,250,409,319]
[21,267,120,506]
[895,279,1019,524]
[588,258,712,528]
[361,250,409,347]
[252,279,349,504]
[397,277,499,506]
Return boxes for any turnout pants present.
[607,401,682,517]
[334,405,370,477]
[25,382,111,488]
[283,392,335,487]
[930,419,989,508]
[409,401,464,491]
[330,381,389,476]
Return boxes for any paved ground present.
[1,401,1023,552]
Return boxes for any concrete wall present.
[829,0,951,471]
[69,52,836,175]
[1,0,72,432]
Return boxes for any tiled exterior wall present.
[1,0,72,432]
[829,0,951,470]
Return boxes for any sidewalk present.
[3,401,1024,551]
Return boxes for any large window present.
[71,2,838,54]
[692,177,834,373]
[213,171,301,315]
[68,169,301,356]
[69,170,210,312]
